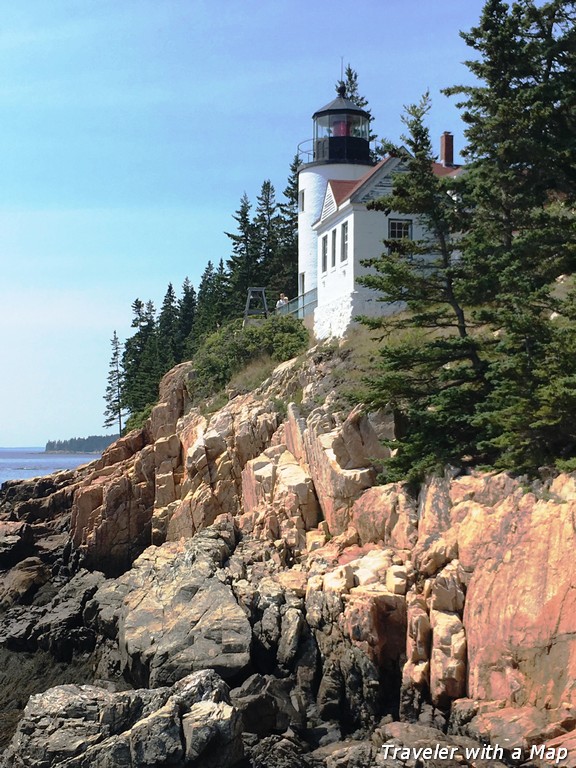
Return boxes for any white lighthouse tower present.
[297,85,373,305]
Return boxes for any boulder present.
[303,409,376,535]
[0,521,34,568]
[93,517,252,688]
[351,484,418,549]
[1,669,243,768]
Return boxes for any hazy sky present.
[0,0,486,446]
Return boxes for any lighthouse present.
[297,85,373,304]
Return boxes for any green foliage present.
[337,64,379,160]
[103,330,126,434]
[121,299,161,416]
[157,283,179,373]
[360,1,576,480]
[358,95,491,480]
[123,403,155,434]
[176,277,196,360]
[45,435,118,453]
[191,315,308,402]
[103,153,300,430]
[303,30,575,481]
[449,0,576,475]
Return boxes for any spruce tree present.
[358,95,489,480]
[157,282,179,373]
[103,331,126,434]
[337,64,379,159]
[186,261,229,353]
[274,155,300,300]
[226,193,259,314]
[446,0,576,472]
[122,300,160,414]
[253,180,283,301]
[176,277,196,361]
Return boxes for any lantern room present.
[312,84,372,164]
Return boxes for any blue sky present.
[0,0,486,446]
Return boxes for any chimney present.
[440,131,454,166]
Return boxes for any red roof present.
[327,157,393,208]
[328,180,360,206]
[327,157,463,210]
[431,161,463,178]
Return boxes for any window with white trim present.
[321,235,328,273]
[331,229,336,268]
[340,221,348,262]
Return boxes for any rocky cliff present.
[0,344,574,767]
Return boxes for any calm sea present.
[0,447,99,487]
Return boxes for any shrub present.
[191,315,308,403]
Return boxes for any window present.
[331,229,336,268]
[321,235,328,273]
[388,219,412,239]
[299,272,305,296]
[299,190,305,212]
[341,221,348,262]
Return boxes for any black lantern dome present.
[312,84,371,164]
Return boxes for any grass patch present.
[188,315,309,406]
[227,354,278,394]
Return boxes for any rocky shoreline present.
[0,346,574,767]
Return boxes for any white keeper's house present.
[296,85,460,339]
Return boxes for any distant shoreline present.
[44,450,102,455]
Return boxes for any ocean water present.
[0,447,99,487]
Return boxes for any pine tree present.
[176,277,196,361]
[213,258,231,323]
[122,300,160,414]
[103,331,126,434]
[226,193,259,314]
[187,261,229,353]
[445,0,576,472]
[157,282,179,373]
[274,155,300,300]
[358,95,489,480]
[336,64,373,126]
[253,180,283,302]
[337,64,379,159]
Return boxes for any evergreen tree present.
[226,193,259,314]
[274,154,300,300]
[358,95,490,480]
[187,261,230,353]
[213,258,231,323]
[253,180,282,301]
[122,300,160,414]
[445,0,576,472]
[176,277,197,361]
[192,261,216,344]
[103,331,126,434]
[337,64,379,159]
[336,64,373,127]
[157,282,179,373]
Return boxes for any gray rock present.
[0,569,104,660]
[231,673,304,737]
[92,516,252,688]
[1,669,243,768]
[182,699,243,768]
